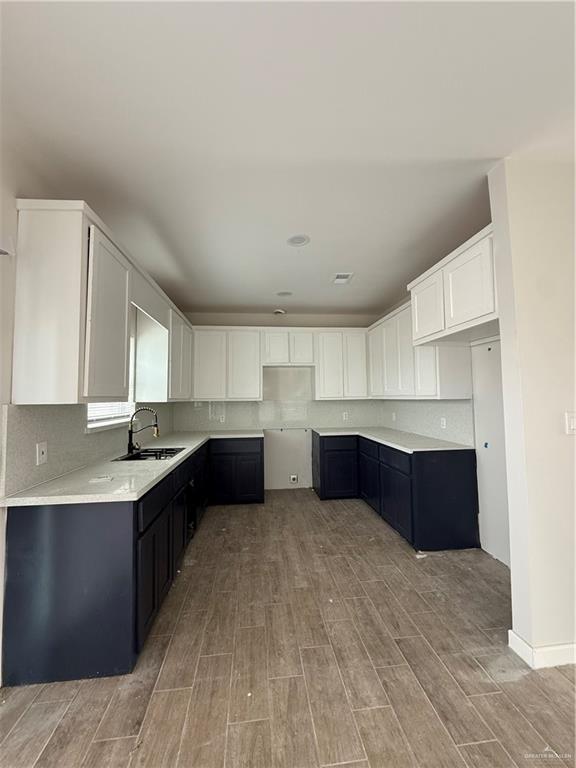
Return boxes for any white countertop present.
[312,427,472,454]
[3,431,264,508]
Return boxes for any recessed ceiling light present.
[287,234,310,247]
[333,272,354,285]
[273,308,287,315]
[276,291,293,297]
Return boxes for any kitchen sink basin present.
[113,447,186,462]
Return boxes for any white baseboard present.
[509,630,576,668]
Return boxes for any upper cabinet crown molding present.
[407,225,497,345]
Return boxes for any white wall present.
[488,120,575,667]
[379,399,474,445]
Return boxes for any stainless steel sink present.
[113,447,186,462]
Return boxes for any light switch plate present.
[36,441,48,466]
[440,417,447,430]
[565,411,576,435]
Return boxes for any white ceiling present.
[2,2,573,318]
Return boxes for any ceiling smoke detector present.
[287,234,310,247]
[333,272,354,285]
[276,291,293,297]
[273,308,287,315]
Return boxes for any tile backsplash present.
[1,403,173,496]
[380,400,474,445]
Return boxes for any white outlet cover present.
[36,441,48,465]
[565,411,576,435]
[391,412,396,422]
[440,417,447,429]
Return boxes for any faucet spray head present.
[154,426,160,438]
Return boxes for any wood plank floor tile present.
[229,626,269,723]
[266,603,302,678]
[226,720,272,768]
[533,666,576,722]
[309,570,351,622]
[471,692,566,767]
[344,598,405,668]
[0,701,68,768]
[184,567,216,612]
[377,664,466,768]
[291,588,329,648]
[375,566,433,614]
[150,567,194,637]
[458,740,517,768]
[130,689,190,768]
[397,636,492,745]
[410,610,464,653]
[300,645,365,766]
[96,635,170,740]
[156,610,207,690]
[346,553,383,582]
[326,621,389,709]
[269,676,319,768]
[439,651,500,696]
[354,705,417,768]
[82,737,137,768]
[327,556,366,598]
[0,684,44,743]
[557,664,576,686]
[35,680,83,703]
[201,591,238,656]
[476,651,575,765]
[35,677,119,768]
[361,581,419,639]
[177,654,232,768]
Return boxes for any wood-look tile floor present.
[1,490,574,768]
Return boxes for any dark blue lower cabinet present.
[359,451,380,513]
[312,433,358,499]
[380,464,413,544]
[209,439,264,505]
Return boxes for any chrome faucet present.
[127,407,159,454]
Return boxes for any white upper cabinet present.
[443,237,495,328]
[169,310,192,400]
[316,331,367,399]
[263,331,290,364]
[408,227,496,344]
[343,332,367,398]
[227,330,261,400]
[193,329,227,400]
[289,331,314,364]
[316,333,344,399]
[368,303,471,400]
[262,330,315,365]
[411,272,445,341]
[368,325,384,397]
[83,227,132,399]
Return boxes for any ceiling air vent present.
[332,272,354,285]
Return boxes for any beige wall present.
[488,120,575,665]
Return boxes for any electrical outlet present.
[391,411,396,422]
[289,474,298,484]
[565,411,576,434]
[440,417,447,430]
[219,415,225,423]
[342,411,349,421]
[36,441,48,466]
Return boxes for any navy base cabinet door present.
[209,439,264,505]
[312,433,358,500]
[359,452,380,512]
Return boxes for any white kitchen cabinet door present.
[316,333,344,398]
[83,226,131,399]
[343,332,367,398]
[414,346,438,397]
[289,331,314,364]
[263,331,289,364]
[169,311,192,400]
[397,307,415,396]
[382,318,400,396]
[411,271,445,340]
[443,237,495,329]
[368,325,384,396]
[193,329,227,400]
[227,330,262,400]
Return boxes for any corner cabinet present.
[408,227,497,344]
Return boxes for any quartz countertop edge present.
[311,427,473,453]
[2,430,264,508]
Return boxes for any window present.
[87,400,135,428]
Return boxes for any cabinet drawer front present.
[137,474,175,533]
[378,444,411,475]
[359,437,379,458]
[174,455,195,491]
[210,438,263,455]
[321,435,357,452]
